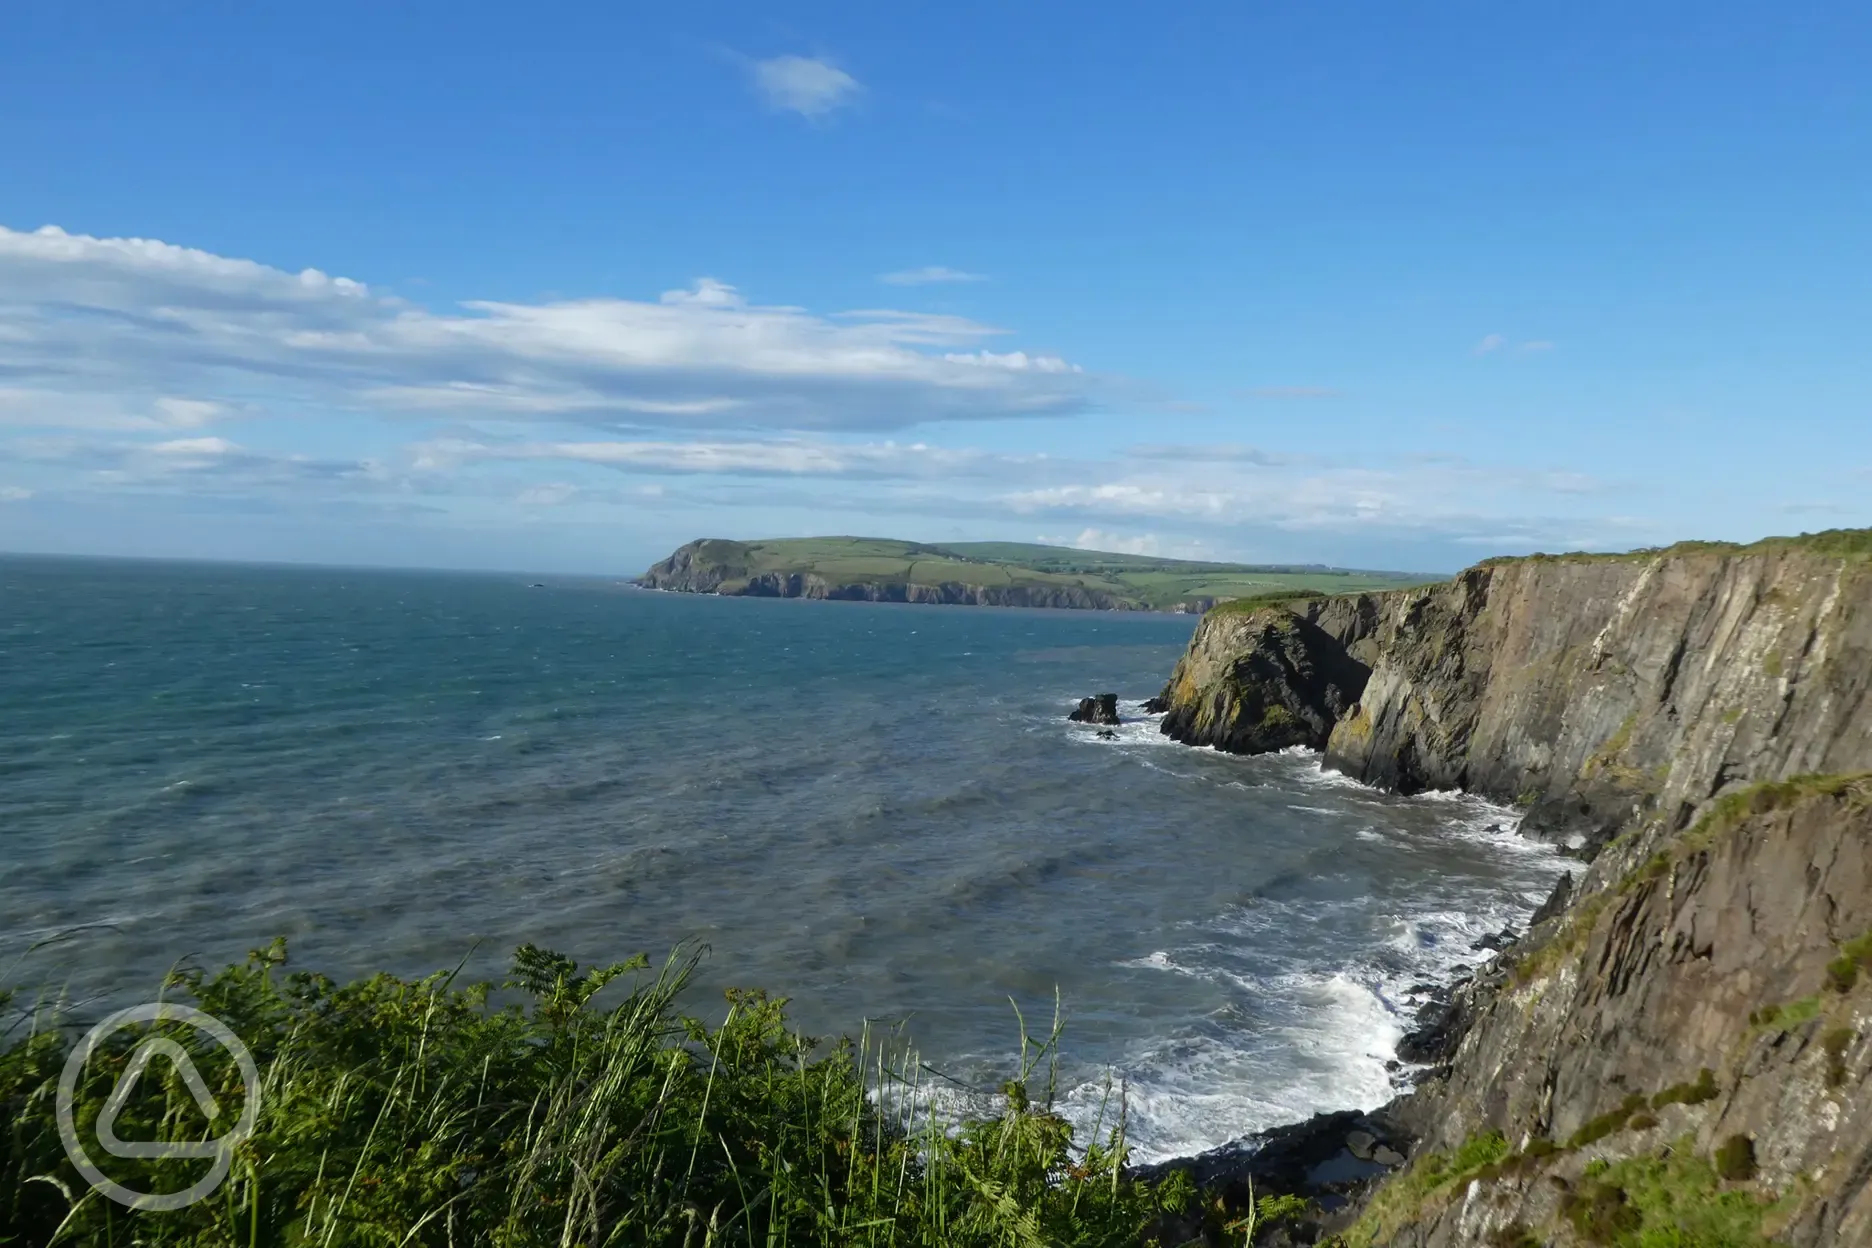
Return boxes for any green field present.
[658,536,1438,610]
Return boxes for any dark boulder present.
[1469,927,1519,953]
[1068,693,1121,725]
[1131,1109,1412,1244]
[1157,609,1371,755]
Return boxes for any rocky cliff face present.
[638,539,1145,610]
[1155,606,1374,753]
[1351,775,1872,1246]
[1145,533,1872,1245]
[1325,546,1872,858]
[1158,543,1872,855]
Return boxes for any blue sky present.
[2,2,1867,574]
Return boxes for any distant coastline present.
[637,535,1439,614]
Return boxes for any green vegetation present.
[0,943,1195,1247]
[1351,1126,1777,1248]
[1748,996,1820,1032]
[648,536,1437,611]
[1713,1135,1758,1182]
[1568,1093,1652,1149]
[1340,1132,1510,1246]
[1826,928,1872,994]
[1560,1140,1778,1246]
[1651,1068,1720,1110]
[1477,526,1872,567]
[1627,774,1872,898]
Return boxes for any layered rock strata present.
[1155,542,1872,857]
[1143,533,1872,1245]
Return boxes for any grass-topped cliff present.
[637,536,1436,613]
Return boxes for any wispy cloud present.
[1028,528,1225,559]
[0,485,32,502]
[878,266,987,286]
[413,436,1050,481]
[0,225,1094,435]
[405,430,1633,550]
[1125,443,1292,466]
[749,55,860,118]
[1475,333,1555,356]
[516,483,580,507]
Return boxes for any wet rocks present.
[1396,976,1477,1066]
[1133,1109,1412,1244]
[1469,927,1519,953]
[1068,693,1121,725]
[1528,871,1574,927]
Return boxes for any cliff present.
[1350,774,1872,1246]
[1144,531,1872,1245]
[1156,536,1872,857]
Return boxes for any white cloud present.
[0,225,1094,433]
[879,266,987,286]
[750,55,860,118]
[0,485,32,501]
[152,397,227,428]
[1029,528,1232,560]
[0,388,232,433]
[405,430,1627,550]
[940,350,1080,373]
[516,483,579,507]
[417,436,1044,480]
[997,456,1624,547]
[16,433,384,488]
[1126,443,1290,466]
[1474,333,1555,356]
[150,436,236,456]
[1057,528,1161,556]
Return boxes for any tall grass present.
[0,942,1196,1247]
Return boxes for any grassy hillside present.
[653,536,1437,610]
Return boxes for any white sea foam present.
[1059,737,1569,1161]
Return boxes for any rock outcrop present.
[1069,693,1122,725]
[1140,531,1872,1246]
[1152,605,1376,754]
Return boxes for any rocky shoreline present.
[1096,531,1872,1244]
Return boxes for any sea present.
[0,554,1567,1163]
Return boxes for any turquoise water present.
[0,555,1565,1161]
